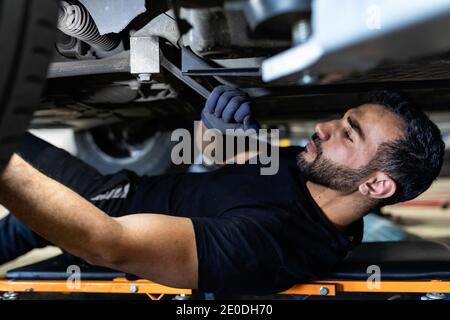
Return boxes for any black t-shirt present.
[129,147,364,295]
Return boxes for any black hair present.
[366,91,445,205]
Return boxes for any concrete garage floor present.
[0,129,449,276]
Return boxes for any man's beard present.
[297,133,374,193]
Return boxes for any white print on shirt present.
[90,183,130,201]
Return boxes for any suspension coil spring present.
[58,0,119,52]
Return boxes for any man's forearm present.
[196,120,260,166]
[0,153,123,265]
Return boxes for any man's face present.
[297,103,405,192]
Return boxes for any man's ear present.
[358,172,396,199]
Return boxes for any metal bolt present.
[319,286,329,296]
[298,70,318,85]
[292,19,311,45]
[2,291,19,300]
[128,80,141,91]
[300,72,314,85]
[130,285,139,293]
[421,292,447,300]
[137,73,151,82]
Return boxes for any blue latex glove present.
[201,85,260,134]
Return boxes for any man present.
[0,86,445,294]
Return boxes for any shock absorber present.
[58,0,119,52]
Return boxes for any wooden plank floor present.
[385,177,450,246]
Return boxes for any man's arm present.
[195,120,260,167]
[0,154,198,289]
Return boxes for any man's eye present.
[345,130,353,142]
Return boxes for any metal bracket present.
[129,12,181,78]
[161,52,211,99]
[130,36,160,75]
[181,47,261,77]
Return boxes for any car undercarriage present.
[20,0,449,175]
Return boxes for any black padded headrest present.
[6,252,125,280]
[328,241,450,280]
[6,241,450,281]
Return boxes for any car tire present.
[0,0,58,170]
[74,127,176,176]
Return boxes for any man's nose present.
[314,122,331,141]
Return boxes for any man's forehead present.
[349,103,398,122]
[349,103,387,114]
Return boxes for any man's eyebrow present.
[347,115,364,140]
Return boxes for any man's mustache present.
[311,133,322,155]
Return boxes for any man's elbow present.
[82,245,127,269]
[83,219,129,267]
[77,232,128,268]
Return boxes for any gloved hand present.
[201,85,260,134]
